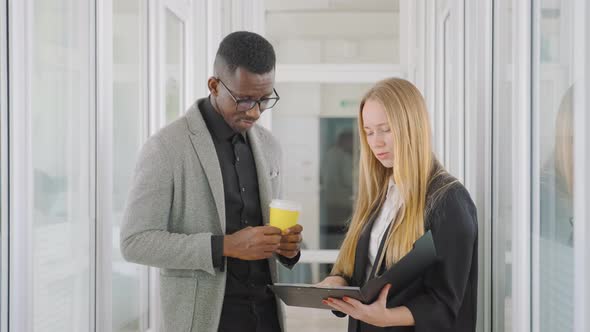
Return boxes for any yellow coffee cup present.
[269,199,301,231]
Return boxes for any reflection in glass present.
[538,87,573,332]
[320,119,355,250]
[165,10,184,124]
[536,2,574,330]
[113,0,148,330]
[31,0,92,330]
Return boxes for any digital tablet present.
[269,231,437,309]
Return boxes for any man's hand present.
[276,224,303,258]
[223,226,282,260]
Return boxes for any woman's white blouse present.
[366,178,403,280]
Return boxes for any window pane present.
[0,1,5,326]
[165,10,184,124]
[31,0,93,330]
[492,0,514,331]
[535,1,574,331]
[272,83,368,260]
[320,118,355,251]
[265,0,400,64]
[113,1,148,331]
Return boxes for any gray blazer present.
[121,99,286,332]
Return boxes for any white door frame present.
[426,1,493,331]
[0,0,9,330]
[7,0,37,330]
[573,0,589,330]
[433,0,466,182]
[148,1,194,329]
[152,0,193,129]
[511,0,533,331]
[193,0,209,99]
[99,1,154,331]
[96,1,114,331]
[435,5,450,164]
[464,0,493,331]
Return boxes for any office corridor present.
[0,0,589,331]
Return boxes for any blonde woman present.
[318,78,478,332]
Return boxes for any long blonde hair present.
[554,87,573,195]
[332,78,452,277]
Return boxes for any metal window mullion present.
[572,0,589,331]
[7,0,33,330]
[95,0,113,330]
[146,1,161,328]
[511,1,533,332]
[464,0,493,331]
[0,0,9,330]
[530,0,542,331]
[137,2,152,330]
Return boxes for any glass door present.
[264,0,409,330]
[160,0,192,125]
[434,0,466,182]
[111,1,150,331]
[532,1,576,331]
[7,0,97,330]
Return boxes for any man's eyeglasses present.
[217,78,280,113]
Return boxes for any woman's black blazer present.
[338,180,478,332]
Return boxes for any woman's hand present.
[315,275,349,287]
[323,284,401,327]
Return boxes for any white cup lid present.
[269,199,301,211]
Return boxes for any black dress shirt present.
[199,97,284,331]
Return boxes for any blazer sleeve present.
[403,187,478,330]
[120,136,217,276]
[276,251,301,268]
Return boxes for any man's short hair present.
[214,31,276,76]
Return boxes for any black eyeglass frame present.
[216,78,280,113]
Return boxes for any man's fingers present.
[261,225,282,235]
[284,224,303,234]
[278,242,300,251]
[263,244,280,251]
[262,234,282,244]
[280,233,302,243]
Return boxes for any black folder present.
[268,230,437,310]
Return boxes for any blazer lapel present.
[186,103,225,233]
[368,221,394,279]
[247,128,272,226]
[353,214,377,286]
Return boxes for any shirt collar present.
[200,96,242,142]
[386,177,397,201]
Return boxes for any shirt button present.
[241,187,246,192]
[243,219,248,225]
